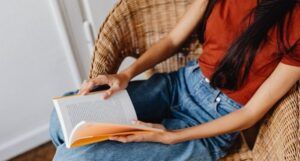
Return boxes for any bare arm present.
[109,63,300,144]
[79,0,209,97]
[121,0,209,79]
[174,63,300,142]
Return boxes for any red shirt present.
[198,0,300,105]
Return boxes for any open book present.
[52,90,163,148]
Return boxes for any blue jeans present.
[49,60,242,161]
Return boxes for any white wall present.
[59,0,117,77]
[0,0,77,160]
[62,0,145,79]
[82,0,117,38]
[0,0,144,160]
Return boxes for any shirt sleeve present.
[281,42,300,67]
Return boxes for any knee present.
[149,73,171,87]
[49,109,61,139]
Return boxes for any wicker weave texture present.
[89,0,201,79]
[88,0,299,161]
[252,83,300,161]
[219,134,253,161]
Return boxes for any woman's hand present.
[108,120,180,145]
[78,72,131,99]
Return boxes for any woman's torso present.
[198,0,300,105]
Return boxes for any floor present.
[9,142,55,161]
[7,139,253,161]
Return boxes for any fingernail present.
[103,95,110,100]
[105,92,110,98]
[100,94,106,100]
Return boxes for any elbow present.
[241,121,256,131]
[239,109,260,131]
[166,36,179,50]
[161,36,178,53]
[167,33,184,50]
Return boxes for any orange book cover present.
[52,90,163,148]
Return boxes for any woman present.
[50,0,300,160]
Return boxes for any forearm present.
[121,0,209,79]
[121,36,177,79]
[172,63,300,144]
[173,108,253,143]
[108,64,299,145]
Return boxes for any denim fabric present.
[49,60,242,161]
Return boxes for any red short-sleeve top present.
[198,0,300,105]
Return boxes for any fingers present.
[78,75,109,95]
[109,120,155,143]
[78,74,126,98]
[109,136,128,143]
[132,120,166,130]
[78,81,93,95]
[132,120,154,127]
[101,86,118,99]
[108,128,173,144]
[78,80,89,95]
[109,134,148,143]
[101,79,122,99]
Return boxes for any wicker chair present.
[88,0,300,160]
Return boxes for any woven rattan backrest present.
[89,0,202,79]
[89,1,300,160]
[252,82,300,161]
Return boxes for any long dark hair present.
[198,0,299,90]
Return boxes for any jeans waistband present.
[186,60,242,108]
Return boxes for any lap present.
[50,60,240,161]
[54,138,214,161]
[62,72,177,123]
[49,72,180,145]
[126,73,177,123]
